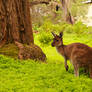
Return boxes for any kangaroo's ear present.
[51,32,56,37]
[59,32,63,37]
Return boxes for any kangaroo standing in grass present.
[51,32,92,78]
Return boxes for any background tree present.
[60,0,74,24]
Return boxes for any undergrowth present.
[35,21,92,45]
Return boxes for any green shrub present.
[37,21,64,33]
[62,21,89,34]
[38,21,53,32]
[35,20,91,42]
[33,25,39,31]
[37,21,91,45]
[64,24,74,33]
[38,32,53,44]
[73,21,88,34]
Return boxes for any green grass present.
[0,33,92,92]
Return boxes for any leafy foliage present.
[64,21,90,34]
[36,21,92,45]
[38,32,53,45]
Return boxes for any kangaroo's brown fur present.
[51,32,92,78]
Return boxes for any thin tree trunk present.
[60,0,74,24]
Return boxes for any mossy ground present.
[0,43,46,61]
[0,33,92,92]
[0,44,18,59]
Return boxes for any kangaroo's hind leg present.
[84,66,89,74]
[64,58,68,71]
[89,64,92,78]
[74,63,79,77]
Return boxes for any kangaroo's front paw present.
[66,65,69,71]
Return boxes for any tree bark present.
[0,0,34,46]
[60,0,74,24]
[0,0,46,61]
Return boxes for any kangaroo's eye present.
[56,40,58,41]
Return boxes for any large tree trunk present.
[0,0,34,46]
[0,0,46,61]
[60,0,74,24]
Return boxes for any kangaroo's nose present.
[51,43,54,47]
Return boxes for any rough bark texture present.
[0,0,46,61]
[60,0,74,24]
[0,0,34,46]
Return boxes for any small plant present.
[38,32,53,44]
[73,21,88,34]
[38,21,53,33]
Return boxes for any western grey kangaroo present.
[51,32,92,78]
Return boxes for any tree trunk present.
[60,0,74,24]
[0,0,46,61]
[0,0,34,46]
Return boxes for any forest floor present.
[0,33,92,92]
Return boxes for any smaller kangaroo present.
[51,32,92,78]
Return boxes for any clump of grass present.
[38,32,53,45]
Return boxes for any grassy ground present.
[0,33,92,92]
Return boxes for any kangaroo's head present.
[51,32,63,47]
